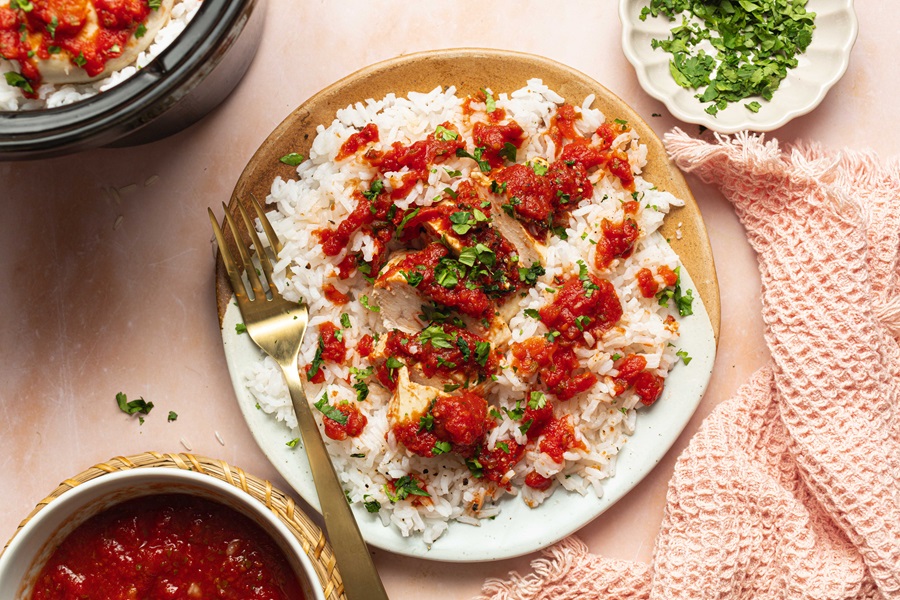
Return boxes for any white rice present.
[0,0,202,111]
[245,80,688,544]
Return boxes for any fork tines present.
[208,195,283,303]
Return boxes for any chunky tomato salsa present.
[30,493,306,600]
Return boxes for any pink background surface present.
[1,2,895,597]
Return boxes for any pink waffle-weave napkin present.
[478,130,900,600]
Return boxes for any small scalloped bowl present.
[0,468,327,600]
[619,0,858,133]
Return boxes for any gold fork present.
[209,196,389,600]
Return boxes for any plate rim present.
[215,48,720,561]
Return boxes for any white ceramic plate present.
[620,0,858,133]
[220,258,716,562]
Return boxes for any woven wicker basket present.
[2,451,347,600]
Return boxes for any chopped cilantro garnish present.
[499,142,517,163]
[167,411,178,422]
[286,438,300,448]
[384,475,430,502]
[523,308,540,319]
[482,88,496,113]
[496,441,510,454]
[519,419,534,434]
[575,315,591,331]
[456,336,471,362]
[527,391,546,409]
[306,336,325,379]
[655,266,694,316]
[474,341,491,367]
[518,262,545,286]
[47,16,58,37]
[432,440,452,455]
[503,400,525,421]
[443,383,462,393]
[4,72,32,94]
[419,325,453,349]
[360,294,380,312]
[450,211,475,235]
[530,161,549,176]
[362,179,384,202]
[363,495,381,513]
[676,349,693,365]
[444,167,462,177]
[279,152,305,166]
[395,207,420,238]
[10,0,34,12]
[313,393,348,424]
[74,52,87,67]
[455,146,491,173]
[641,0,816,115]
[340,313,351,328]
[611,353,623,361]
[435,124,459,141]
[116,392,153,417]
[401,269,424,287]
[466,457,484,478]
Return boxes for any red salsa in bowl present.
[30,493,305,599]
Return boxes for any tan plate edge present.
[215,48,720,344]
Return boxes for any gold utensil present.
[209,196,389,600]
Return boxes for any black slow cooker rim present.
[0,0,250,153]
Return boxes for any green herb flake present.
[499,142,517,163]
[363,495,381,513]
[401,269,424,287]
[167,411,178,422]
[74,52,87,67]
[530,161,549,176]
[340,313,351,329]
[47,16,58,38]
[523,308,540,319]
[362,179,384,202]
[385,475,430,503]
[3,72,33,94]
[286,438,300,448]
[475,341,491,367]
[496,441,510,454]
[10,0,34,12]
[435,124,459,141]
[279,152,305,166]
[482,88,496,113]
[360,294,380,312]
[313,393,349,425]
[611,353,623,361]
[518,262,545,286]
[528,391,547,410]
[455,147,491,173]
[676,349,693,365]
[432,440,452,455]
[419,325,453,349]
[306,336,325,379]
[655,266,694,316]
[116,392,154,417]
[395,207,420,238]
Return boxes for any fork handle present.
[281,362,390,600]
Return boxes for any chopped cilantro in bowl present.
[619,0,858,132]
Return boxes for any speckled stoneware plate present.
[215,48,719,562]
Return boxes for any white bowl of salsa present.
[0,467,326,600]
